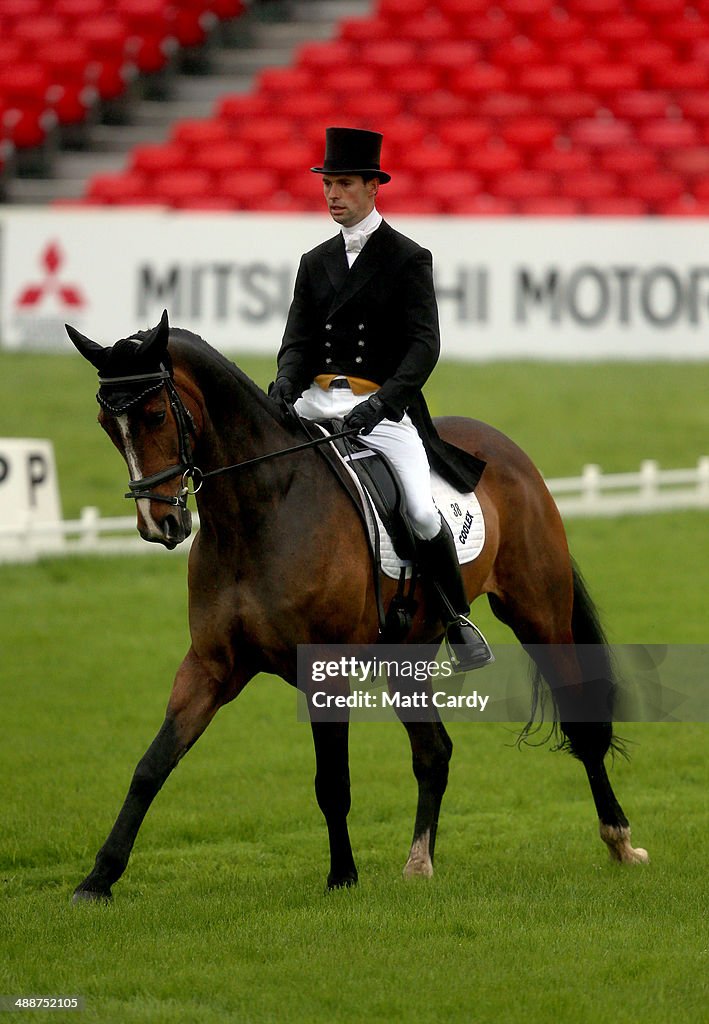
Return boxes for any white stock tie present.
[344,230,368,254]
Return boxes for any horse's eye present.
[144,409,166,428]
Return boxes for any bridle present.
[99,366,359,510]
[98,365,198,509]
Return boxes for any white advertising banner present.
[1,208,709,360]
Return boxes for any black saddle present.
[316,420,417,562]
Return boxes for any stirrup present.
[443,616,495,673]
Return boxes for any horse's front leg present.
[310,720,358,890]
[73,649,248,903]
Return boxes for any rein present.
[105,371,358,508]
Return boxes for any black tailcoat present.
[278,220,485,492]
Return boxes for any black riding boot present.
[417,516,494,673]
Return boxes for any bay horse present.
[66,311,647,902]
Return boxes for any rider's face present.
[322,174,379,227]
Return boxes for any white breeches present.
[295,382,441,541]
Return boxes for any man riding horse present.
[269,127,493,671]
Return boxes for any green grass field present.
[1,353,708,1023]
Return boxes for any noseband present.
[98,366,197,509]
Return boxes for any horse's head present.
[66,310,195,549]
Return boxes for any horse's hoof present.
[403,831,434,878]
[403,857,434,879]
[72,887,112,905]
[599,823,650,865]
[326,873,358,891]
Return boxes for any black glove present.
[343,394,387,436]
[268,377,294,409]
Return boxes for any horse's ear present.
[65,324,108,370]
[137,309,170,362]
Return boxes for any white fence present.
[1,457,708,564]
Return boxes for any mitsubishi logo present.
[15,241,86,309]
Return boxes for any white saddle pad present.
[337,444,485,580]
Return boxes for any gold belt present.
[314,374,380,395]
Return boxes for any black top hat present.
[311,127,391,183]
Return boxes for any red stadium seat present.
[608,91,670,121]
[115,0,175,75]
[517,197,583,215]
[410,92,469,120]
[396,13,455,43]
[629,170,685,204]
[571,118,633,148]
[492,169,555,200]
[622,40,675,71]
[599,147,659,174]
[676,91,709,121]
[427,170,484,212]
[378,0,430,16]
[377,195,445,214]
[659,196,709,216]
[651,63,709,89]
[500,116,558,150]
[455,11,516,44]
[491,37,547,69]
[568,0,620,16]
[341,93,402,122]
[239,117,295,146]
[596,17,651,44]
[74,16,133,101]
[0,62,55,150]
[383,67,440,98]
[540,92,599,121]
[533,13,586,43]
[584,197,649,215]
[296,41,353,72]
[260,141,319,176]
[633,0,686,15]
[279,91,335,121]
[36,40,97,127]
[338,17,391,44]
[217,169,280,208]
[464,143,524,177]
[638,119,699,149]
[517,64,576,94]
[532,148,594,173]
[191,140,251,175]
[438,119,493,150]
[130,142,188,174]
[451,194,515,215]
[377,116,428,150]
[583,63,643,94]
[560,170,619,200]
[215,94,270,123]
[555,40,609,71]
[86,171,150,204]
[257,67,312,95]
[360,39,418,72]
[421,41,483,81]
[477,93,534,119]
[171,119,231,148]
[452,65,511,98]
[403,142,458,173]
[504,0,555,18]
[666,147,709,178]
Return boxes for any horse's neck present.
[187,362,331,532]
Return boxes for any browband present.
[98,369,171,386]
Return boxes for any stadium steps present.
[4,0,371,205]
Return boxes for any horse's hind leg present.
[402,717,453,878]
[73,649,248,902]
[311,720,358,889]
[490,582,647,865]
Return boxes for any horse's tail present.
[521,561,627,759]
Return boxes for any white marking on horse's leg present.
[599,822,649,865]
[403,830,434,878]
[116,415,159,534]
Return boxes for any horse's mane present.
[166,327,284,427]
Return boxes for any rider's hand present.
[268,377,294,409]
[343,394,387,436]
